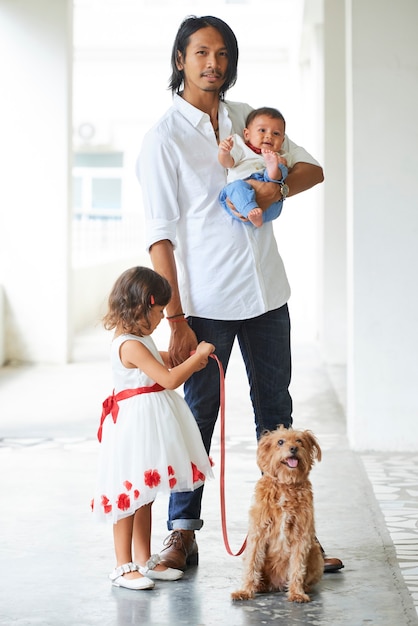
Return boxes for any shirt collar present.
[246,141,262,154]
[172,94,232,134]
[173,93,211,128]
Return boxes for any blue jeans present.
[167,305,292,531]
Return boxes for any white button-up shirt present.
[137,95,320,321]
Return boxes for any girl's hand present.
[193,341,216,371]
[196,341,215,358]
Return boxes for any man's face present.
[177,26,229,95]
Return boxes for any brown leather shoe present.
[159,530,199,571]
[316,538,344,573]
[323,556,344,573]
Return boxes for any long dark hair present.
[169,15,239,100]
[103,266,171,336]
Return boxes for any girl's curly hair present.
[103,266,172,336]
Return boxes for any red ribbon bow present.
[97,383,164,442]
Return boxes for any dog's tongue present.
[287,457,298,468]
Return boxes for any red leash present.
[210,353,247,556]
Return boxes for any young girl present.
[92,266,215,590]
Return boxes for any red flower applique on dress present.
[191,462,205,484]
[167,465,177,489]
[101,495,112,514]
[144,469,161,488]
[117,493,130,511]
[122,481,139,499]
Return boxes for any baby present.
[218,107,292,227]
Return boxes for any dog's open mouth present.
[283,457,299,468]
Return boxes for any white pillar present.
[0,0,73,363]
[321,0,347,365]
[346,0,418,449]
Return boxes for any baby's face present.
[243,114,285,152]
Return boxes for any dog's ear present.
[259,428,270,440]
[258,429,274,454]
[303,431,322,463]
[256,430,275,471]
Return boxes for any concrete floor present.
[0,327,417,626]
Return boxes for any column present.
[346,0,418,448]
[0,0,73,363]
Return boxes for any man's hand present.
[226,180,278,218]
[245,179,280,211]
[168,321,198,367]
[233,161,324,212]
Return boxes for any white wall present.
[72,256,144,333]
[346,0,418,449]
[0,0,73,363]
[0,287,4,365]
[321,0,347,365]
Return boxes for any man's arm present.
[149,239,183,318]
[149,239,198,366]
[285,162,324,196]
[248,162,324,211]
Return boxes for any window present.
[73,151,124,219]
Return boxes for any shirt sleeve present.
[229,134,246,167]
[282,135,321,167]
[136,128,179,251]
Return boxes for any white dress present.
[92,334,213,523]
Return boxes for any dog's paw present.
[287,592,311,603]
[231,589,254,601]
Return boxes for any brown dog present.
[231,426,323,603]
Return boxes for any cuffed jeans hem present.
[168,519,204,531]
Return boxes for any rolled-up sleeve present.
[282,136,320,167]
[136,127,180,251]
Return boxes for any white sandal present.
[137,554,183,581]
[109,562,155,590]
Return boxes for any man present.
[137,15,343,574]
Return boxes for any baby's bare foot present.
[248,208,263,228]
[262,149,283,180]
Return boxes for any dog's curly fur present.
[231,426,323,603]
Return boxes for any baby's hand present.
[218,136,234,153]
